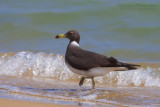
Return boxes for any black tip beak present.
[55,35,59,39]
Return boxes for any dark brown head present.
[55,30,80,43]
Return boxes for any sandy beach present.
[0,98,73,107]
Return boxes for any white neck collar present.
[70,41,79,47]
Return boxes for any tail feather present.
[108,57,140,70]
[121,63,140,70]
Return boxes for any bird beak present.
[55,34,66,39]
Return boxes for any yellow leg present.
[79,76,85,87]
[91,77,95,89]
[79,76,95,89]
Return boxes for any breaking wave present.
[0,51,160,87]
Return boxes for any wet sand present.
[0,98,74,107]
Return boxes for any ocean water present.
[0,0,160,106]
[0,0,160,61]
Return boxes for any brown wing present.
[65,46,121,70]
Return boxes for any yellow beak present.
[55,34,66,39]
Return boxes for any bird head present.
[55,30,80,43]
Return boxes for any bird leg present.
[79,76,95,89]
[91,77,95,89]
[79,76,85,87]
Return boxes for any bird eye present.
[70,32,73,34]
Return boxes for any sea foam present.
[0,51,159,87]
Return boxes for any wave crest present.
[0,51,160,87]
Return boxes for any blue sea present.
[0,0,160,106]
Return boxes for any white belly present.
[66,62,128,77]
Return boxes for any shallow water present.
[0,77,160,106]
[0,52,160,106]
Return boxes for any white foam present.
[0,51,74,81]
[95,67,160,87]
[0,51,160,87]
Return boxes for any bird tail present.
[108,57,140,70]
[120,63,140,70]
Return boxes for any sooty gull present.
[55,30,140,89]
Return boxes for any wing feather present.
[65,45,140,71]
